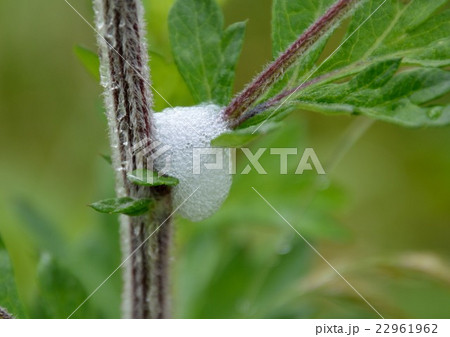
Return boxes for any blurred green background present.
[0,0,449,318]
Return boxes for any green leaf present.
[298,64,450,127]
[128,169,179,186]
[14,199,67,259]
[348,58,402,89]
[212,21,246,105]
[89,197,153,216]
[267,0,337,100]
[100,154,112,165]
[74,45,100,81]
[0,243,25,318]
[272,0,334,69]
[319,0,450,74]
[33,253,98,319]
[211,122,282,147]
[240,105,296,129]
[13,200,120,318]
[264,0,450,128]
[252,238,312,313]
[169,0,246,105]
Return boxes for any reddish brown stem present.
[234,76,323,126]
[223,0,360,127]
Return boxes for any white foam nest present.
[153,104,232,222]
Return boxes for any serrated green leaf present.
[319,0,450,74]
[211,122,282,147]
[262,0,450,128]
[349,58,402,89]
[89,197,153,216]
[169,0,246,104]
[297,66,450,127]
[301,58,403,103]
[74,45,100,81]
[128,169,179,186]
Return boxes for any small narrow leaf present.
[89,197,153,216]
[74,45,100,80]
[128,170,179,187]
[211,122,282,147]
[100,154,112,165]
[211,131,259,148]
[213,21,247,105]
[169,0,245,104]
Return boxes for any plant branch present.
[234,57,385,127]
[234,75,325,126]
[93,0,172,318]
[223,0,361,127]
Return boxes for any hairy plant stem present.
[93,0,172,318]
[236,58,380,126]
[224,0,361,128]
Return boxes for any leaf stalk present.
[224,0,361,128]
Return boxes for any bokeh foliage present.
[0,0,449,318]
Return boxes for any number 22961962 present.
[376,324,438,334]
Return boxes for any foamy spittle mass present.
[153,104,231,222]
